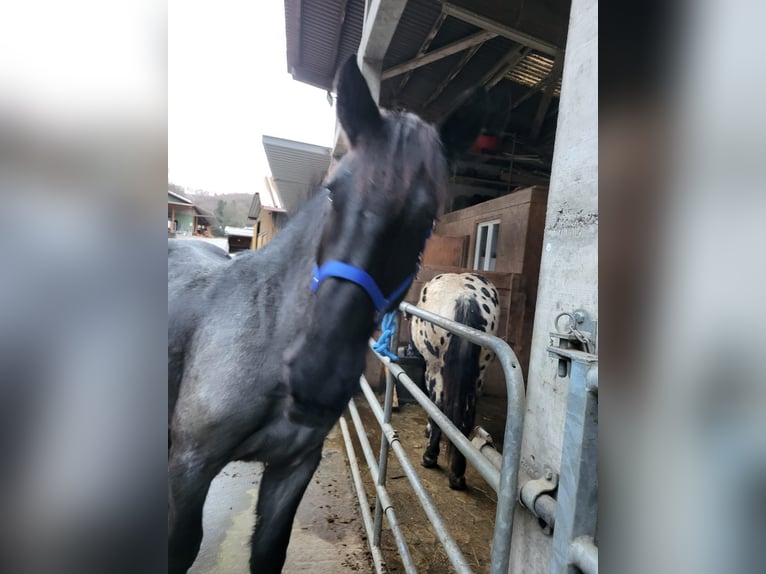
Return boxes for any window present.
[473,220,500,271]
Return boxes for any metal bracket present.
[519,465,559,535]
[549,309,597,376]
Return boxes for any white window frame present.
[473,219,501,271]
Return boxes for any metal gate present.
[339,301,526,574]
[340,302,599,573]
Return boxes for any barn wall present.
[435,186,548,275]
[422,186,547,391]
[509,0,598,571]
[253,212,279,250]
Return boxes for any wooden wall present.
[435,186,548,278]
[252,211,279,250]
[366,187,548,397]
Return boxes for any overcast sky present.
[168,0,337,195]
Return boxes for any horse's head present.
[286,56,488,426]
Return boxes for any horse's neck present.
[246,191,327,307]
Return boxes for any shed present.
[168,189,215,237]
[249,135,332,250]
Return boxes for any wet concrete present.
[189,426,373,574]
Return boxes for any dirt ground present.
[347,391,508,574]
[184,388,507,574]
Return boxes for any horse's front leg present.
[168,447,224,574]
[250,447,322,574]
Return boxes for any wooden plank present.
[442,2,561,57]
[382,30,496,80]
[530,56,564,139]
[421,234,467,267]
[394,11,447,96]
[422,42,484,108]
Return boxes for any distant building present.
[248,135,331,250]
[224,226,255,254]
[168,189,215,237]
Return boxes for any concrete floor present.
[188,426,373,574]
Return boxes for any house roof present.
[283,0,570,192]
[225,226,254,238]
[168,189,193,205]
[261,135,332,213]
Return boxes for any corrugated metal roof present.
[506,52,562,96]
[168,190,193,204]
[285,0,365,90]
[262,135,331,213]
[283,0,569,186]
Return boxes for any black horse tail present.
[442,296,483,469]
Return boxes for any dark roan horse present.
[168,57,487,574]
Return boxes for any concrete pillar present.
[509,0,598,571]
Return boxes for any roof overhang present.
[283,0,571,193]
[262,135,332,213]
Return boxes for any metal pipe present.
[338,416,386,574]
[347,400,418,574]
[570,536,598,574]
[551,359,599,573]
[371,345,501,492]
[470,431,503,470]
[586,365,598,394]
[360,377,473,574]
[533,494,557,531]
[372,364,395,545]
[398,302,526,574]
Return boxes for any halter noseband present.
[311,227,432,315]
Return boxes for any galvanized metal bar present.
[570,536,598,574]
[471,435,503,470]
[370,344,501,492]
[397,302,526,574]
[347,400,418,574]
[550,357,599,573]
[339,415,386,574]
[372,315,398,546]
[586,364,598,394]
[360,376,473,574]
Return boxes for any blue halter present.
[310,227,432,315]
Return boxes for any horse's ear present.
[438,88,490,161]
[336,56,383,147]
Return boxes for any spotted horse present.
[409,272,500,490]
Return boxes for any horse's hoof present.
[422,453,438,468]
[449,475,466,490]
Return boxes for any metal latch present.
[548,309,597,377]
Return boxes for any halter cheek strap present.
[311,261,414,313]
[311,228,432,314]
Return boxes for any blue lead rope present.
[372,310,399,361]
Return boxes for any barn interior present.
[279,1,585,572]
[284,0,570,395]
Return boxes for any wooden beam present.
[531,83,556,138]
[442,2,561,57]
[434,46,529,124]
[482,46,531,89]
[395,11,447,96]
[382,30,496,80]
[422,41,484,108]
[357,0,409,101]
[511,63,562,111]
